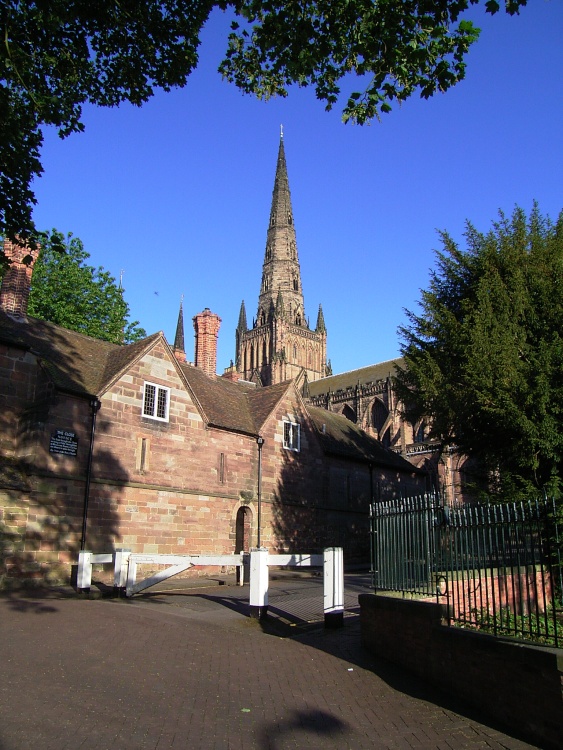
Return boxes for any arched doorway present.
[235,506,253,553]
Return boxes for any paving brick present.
[0,578,543,750]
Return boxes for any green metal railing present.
[370,494,562,647]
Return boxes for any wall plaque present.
[49,430,79,457]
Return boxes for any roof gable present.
[0,308,164,398]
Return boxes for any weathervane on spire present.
[280,124,284,139]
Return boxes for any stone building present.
[0,234,424,584]
[307,363,476,504]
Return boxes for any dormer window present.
[283,420,300,452]
[142,382,170,422]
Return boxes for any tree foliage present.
[1,1,527,238]
[0,231,146,344]
[395,205,563,499]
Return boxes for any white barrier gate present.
[125,553,245,596]
[77,546,344,628]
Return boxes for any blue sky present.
[31,2,563,376]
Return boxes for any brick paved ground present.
[0,577,542,750]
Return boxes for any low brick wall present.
[359,593,563,749]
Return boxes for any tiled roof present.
[178,366,295,437]
[307,359,403,397]
[1,310,417,472]
[179,364,259,435]
[307,405,421,472]
[247,381,294,430]
[0,309,160,397]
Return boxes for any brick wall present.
[359,594,563,750]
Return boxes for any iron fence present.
[370,494,562,647]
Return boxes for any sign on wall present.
[49,430,79,457]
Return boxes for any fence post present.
[113,549,131,595]
[77,551,92,591]
[249,548,269,619]
[125,556,138,598]
[238,552,250,586]
[324,547,344,628]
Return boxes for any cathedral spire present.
[237,300,248,332]
[315,304,326,334]
[257,132,305,328]
[234,134,327,387]
[173,296,186,363]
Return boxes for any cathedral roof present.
[307,359,404,397]
[307,405,421,472]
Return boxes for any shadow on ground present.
[120,583,538,749]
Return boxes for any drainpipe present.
[80,397,101,550]
[256,436,265,547]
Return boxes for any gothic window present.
[415,421,426,443]
[288,212,293,225]
[293,344,297,362]
[283,421,300,451]
[293,277,298,291]
[295,313,301,325]
[262,339,267,364]
[342,405,356,424]
[142,382,170,422]
[372,399,389,433]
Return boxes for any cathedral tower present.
[235,133,327,386]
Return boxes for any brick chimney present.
[193,308,221,377]
[0,237,39,317]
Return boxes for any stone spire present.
[256,133,305,329]
[237,300,248,332]
[235,300,247,369]
[315,304,326,334]
[173,297,186,363]
[234,133,327,386]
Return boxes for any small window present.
[283,421,300,452]
[142,382,170,422]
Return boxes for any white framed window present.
[283,420,300,452]
[142,382,170,422]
